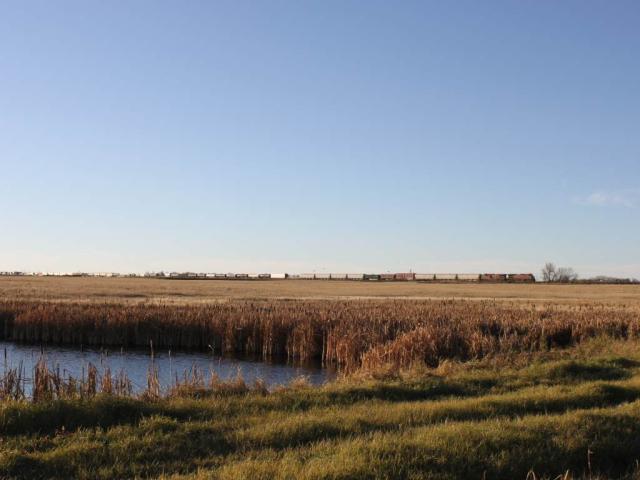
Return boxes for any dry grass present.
[0,357,271,403]
[1,277,639,373]
[1,299,639,372]
[1,276,639,305]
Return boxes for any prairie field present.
[2,275,640,305]
[1,277,640,479]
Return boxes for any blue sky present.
[1,1,638,277]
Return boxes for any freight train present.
[160,272,536,282]
[291,273,535,283]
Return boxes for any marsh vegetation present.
[0,279,639,478]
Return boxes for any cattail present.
[0,299,638,374]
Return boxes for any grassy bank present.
[2,342,640,479]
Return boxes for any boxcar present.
[394,273,415,281]
[480,273,508,282]
[415,273,435,281]
[435,273,457,281]
[380,274,395,281]
[457,274,481,282]
[363,274,381,281]
[330,273,348,280]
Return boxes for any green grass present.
[3,349,640,479]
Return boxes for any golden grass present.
[1,276,639,305]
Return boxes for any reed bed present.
[0,300,638,372]
[0,357,270,403]
[0,359,135,402]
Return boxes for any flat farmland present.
[1,276,639,305]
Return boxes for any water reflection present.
[0,341,335,395]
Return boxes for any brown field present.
[1,276,639,305]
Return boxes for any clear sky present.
[1,1,639,277]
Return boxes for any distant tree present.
[542,263,578,283]
[541,262,558,282]
[557,267,578,283]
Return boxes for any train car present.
[394,273,415,281]
[363,274,381,281]
[346,273,364,280]
[480,273,508,282]
[415,273,436,281]
[435,273,457,282]
[234,273,249,279]
[457,274,481,282]
[214,273,226,279]
[507,273,536,283]
[379,273,395,281]
[258,273,271,279]
[314,273,331,280]
[270,273,287,279]
[330,273,348,280]
[299,273,315,280]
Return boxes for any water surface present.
[0,341,335,395]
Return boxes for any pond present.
[0,341,335,396]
